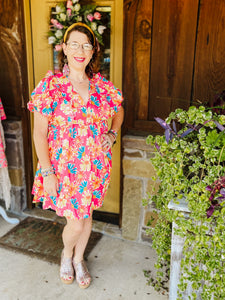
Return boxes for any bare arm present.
[101,106,124,151]
[33,112,58,196]
[111,106,124,133]
[33,112,52,169]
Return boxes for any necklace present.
[68,76,88,84]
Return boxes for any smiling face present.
[63,30,94,74]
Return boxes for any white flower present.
[59,13,67,22]
[98,25,106,35]
[74,3,81,11]
[55,30,63,38]
[91,22,97,31]
[72,0,79,3]
[48,36,56,44]
[56,5,64,13]
[77,16,82,22]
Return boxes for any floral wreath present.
[48,0,108,51]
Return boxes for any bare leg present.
[61,216,92,287]
[62,218,85,258]
[74,216,93,263]
[60,218,86,284]
[73,216,92,288]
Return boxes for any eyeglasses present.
[66,42,93,51]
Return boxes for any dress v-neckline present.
[66,75,92,106]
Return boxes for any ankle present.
[63,248,73,258]
[73,256,83,264]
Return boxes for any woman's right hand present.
[43,174,59,197]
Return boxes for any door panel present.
[149,0,199,120]
[193,0,225,104]
[123,0,225,134]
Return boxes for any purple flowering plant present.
[145,105,225,298]
[148,106,225,218]
[206,176,225,217]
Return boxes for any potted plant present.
[144,105,225,299]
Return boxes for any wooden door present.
[0,0,33,208]
[193,0,225,103]
[123,0,225,134]
[25,0,123,219]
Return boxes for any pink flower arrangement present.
[48,0,109,48]
[94,12,101,20]
[66,0,73,8]
[87,14,94,22]
[51,19,64,30]
[67,8,72,17]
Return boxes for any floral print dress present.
[0,98,7,168]
[27,71,123,220]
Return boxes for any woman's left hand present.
[101,133,114,152]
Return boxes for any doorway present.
[24,0,123,224]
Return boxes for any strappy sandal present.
[73,260,91,289]
[60,251,74,284]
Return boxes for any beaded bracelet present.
[108,129,118,138]
[42,170,55,177]
[41,166,55,177]
[108,129,118,145]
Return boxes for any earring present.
[63,57,70,76]
[95,38,101,53]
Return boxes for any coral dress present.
[27,71,123,220]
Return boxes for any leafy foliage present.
[146,106,225,299]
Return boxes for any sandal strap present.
[73,260,91,285]
[60,252,74,279]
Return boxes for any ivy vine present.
[145,106,225,299]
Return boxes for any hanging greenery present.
[145,105,225,299]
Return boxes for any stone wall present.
[121,135,159,243]
[3,120,26,213]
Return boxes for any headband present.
[63,22,96,46]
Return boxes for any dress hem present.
[33,199,102,220]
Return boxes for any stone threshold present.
[23,208,123,240]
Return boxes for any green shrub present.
[145,106,225,299]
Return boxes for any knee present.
[73,223,84,236]
[84,216,92,227]
[66,219,85,236]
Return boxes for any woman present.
[28,22,124,288]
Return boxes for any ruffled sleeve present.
[27,71,55,117]
[0,98,6,121]
[96,73,123,117]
